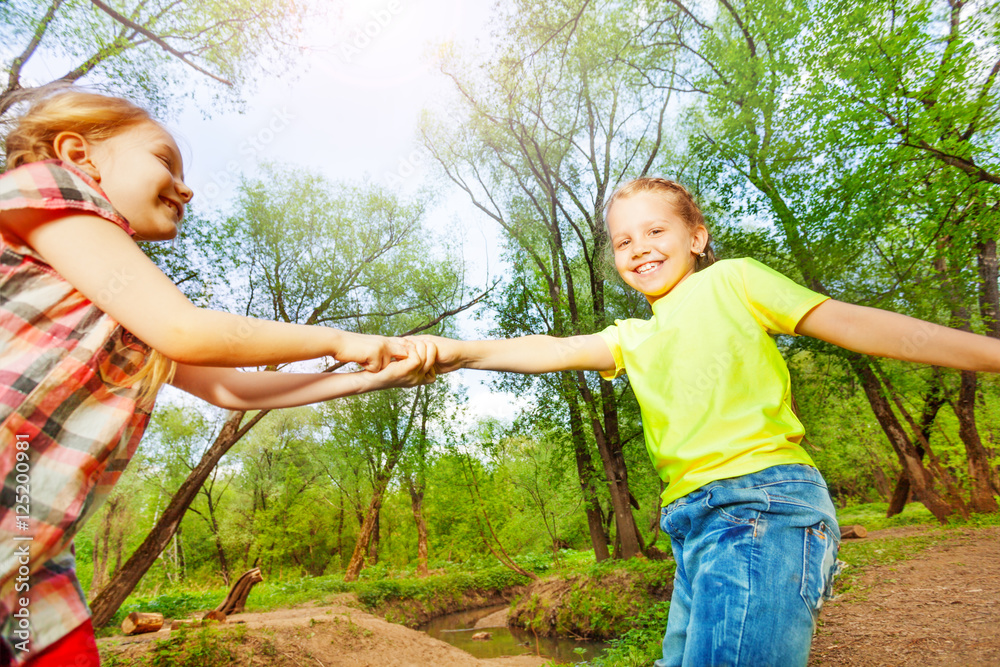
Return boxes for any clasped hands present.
[342,334,458,389]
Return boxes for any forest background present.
[2,0,999,632]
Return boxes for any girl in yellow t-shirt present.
[415,177,1000,666]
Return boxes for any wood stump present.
[215,567,264,615]
[840,524,868,539]
[121,612,163,635]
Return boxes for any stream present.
[419,605,610,664]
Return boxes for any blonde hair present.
[5,89,176,401]
[604,177,716,272]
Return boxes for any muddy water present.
[419,605,609,664]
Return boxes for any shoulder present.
[0,161,131,235]
[703,257,765,277]
[705,257,795,288]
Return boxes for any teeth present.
[636,262,660,274]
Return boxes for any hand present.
[336,333,410,372]
[372,337,438,389]
[409,335,464,373]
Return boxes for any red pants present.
[23,619,100,667]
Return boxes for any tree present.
[630,0,999,518]
[423,0,677,559]
[90,167,478,626]
[1,0,303,123]
[332,382,448,581]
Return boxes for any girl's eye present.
[616,240,629,250]
[157,155,172,168]
[649,228,663,236]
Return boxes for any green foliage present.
[100,624,259,667]
[2,0,304,121]
[585,601,671,667]
[836,502,938,532]
[354,566,531,609]
[105,590,228,630]
[509,559,675,641]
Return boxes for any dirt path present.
[810,525,1000,667]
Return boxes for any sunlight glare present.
[306,0,467,89]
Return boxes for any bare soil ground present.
[101,602,550,666]
[810,525,1000,667]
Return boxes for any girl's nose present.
[177,180,194,203]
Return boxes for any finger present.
[408,338,427,367]
[387,337,410,360]
[421,340,438,376]
[367,354,385,373]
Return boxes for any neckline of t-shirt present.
[649,263,715,316]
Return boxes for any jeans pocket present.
[704,485,769,526]
[800,520,840,621]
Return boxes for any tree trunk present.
[887,371,945,516]
[345,485,388,582]
[566,393,610,561]
[367,501,381,565]
[114,530,123,576]
[851,359,955,522]
[936,247,999,512]
[406,475,429,578]
[89,524,103,597]
[216,567,264,615]
[978,238,999,339]
[955,370,1000,512]
[209,514,231,587]
[573,371,642,559]
[886,471,912,516]
[90,410,260,627]
[335,494,344,568]
[99,505,112,585]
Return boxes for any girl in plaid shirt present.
[0,90,436,665]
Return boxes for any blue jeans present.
[655,464,841,667]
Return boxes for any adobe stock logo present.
[338,0,404,63]
[201,107,296,201]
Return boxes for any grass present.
[100,624,282,667]
[508,557,675,641]
[835,501,937,531]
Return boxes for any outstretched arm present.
[170,339,437,410]
[796,299,1000,372]
[4,209,407,370]
[413,334,616,375]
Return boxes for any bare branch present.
[88,0,233,85]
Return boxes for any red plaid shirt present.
[0,161,157,663]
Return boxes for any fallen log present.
[215,567,264,615]
[840,524,868,539]
[121,612,163,636]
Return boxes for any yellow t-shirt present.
[597,258,829,506]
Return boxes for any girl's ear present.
[691,224,709,254]
[52,131,101,181]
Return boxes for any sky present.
[144,0,524,421]
[1,0,529,421]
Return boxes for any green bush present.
[354,566,531,609]
[586,601,670,667]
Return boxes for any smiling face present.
[84,121,193,240]
[607,191,708,306]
